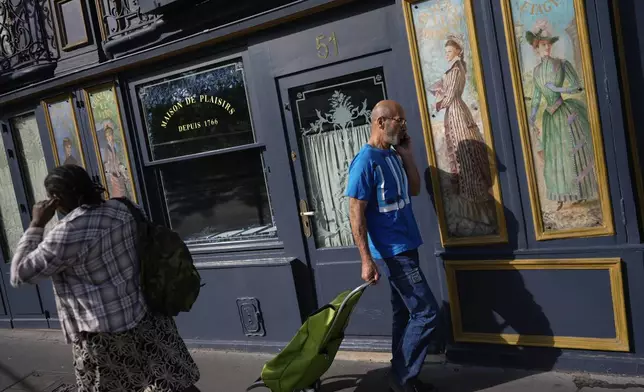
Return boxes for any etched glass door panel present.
[11,113,58,236]
[0,135,24,262]
[287,68,387,248]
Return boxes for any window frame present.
[53,0,91,52]
[0,104,56,263]
[126,50,283,254]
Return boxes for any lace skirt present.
[71,313,200,392]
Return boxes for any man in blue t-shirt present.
[346,100,437,392]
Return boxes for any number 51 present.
[316,32,338,59]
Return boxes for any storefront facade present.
[2,0,644,375]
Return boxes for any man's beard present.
[386,128,399,146]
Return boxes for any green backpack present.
[115,198,202,317]
[248,282,370,392]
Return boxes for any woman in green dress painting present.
[526,21,597,211]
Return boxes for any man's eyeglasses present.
[381,117,407,126]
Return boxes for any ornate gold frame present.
[612,0,644,231]
[42,94,87,169]
[83,83,138,203]
[445,258,629,352]
[500,0,614,240]
[402,0,508,247]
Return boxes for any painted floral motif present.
[302,91,371,135]
[292,71,385,248]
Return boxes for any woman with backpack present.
[10,164,201,392]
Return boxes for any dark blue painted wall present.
[457,268,615,338]
[3,0,644,377]
[175,259,303,349]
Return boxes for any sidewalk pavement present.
[2,329,644,391]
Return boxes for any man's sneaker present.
[389,376,413,392]
[389,374,435,392]
[413,379,435,391]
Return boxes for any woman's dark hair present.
[45,164,105,208]
[445,39,467,72]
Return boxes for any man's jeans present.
[375,249,438,385]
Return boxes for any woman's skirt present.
[71,312,200,392]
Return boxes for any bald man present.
[345,101,437,392]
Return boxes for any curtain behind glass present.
[302,124,370,248]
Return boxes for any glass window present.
[137,60,255,161]
[11,113,58,236]
[56,0,89,49]
[136,58,277,248]
[0,134,24,262]
[160,150,275,246]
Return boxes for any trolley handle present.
[319,281,373,349]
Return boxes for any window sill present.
[193,256,296,269]
[188,238,284,255]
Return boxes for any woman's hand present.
[30,199,58,228]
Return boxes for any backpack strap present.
[113,197,146,223]
[112,197,150,300]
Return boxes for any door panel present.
[0,119,48,328]
[278,53,397,337]
[10,112,61,326]
[286,67,387,251]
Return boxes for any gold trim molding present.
[83,83,138,203]
[402,0,508,247]
[445,258,630,352]
[500,0,614,240]
[42,94,87,169]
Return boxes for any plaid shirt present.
[10,199,148,343]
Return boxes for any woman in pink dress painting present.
[430,35,497,235]
[101,121,130,199]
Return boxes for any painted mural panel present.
[85,85,137,201]
[501,0,613,239]
[43,97,86,168]
[404,0,507,246]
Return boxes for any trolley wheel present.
[300,379,322,392]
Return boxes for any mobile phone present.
[399,131,410,146]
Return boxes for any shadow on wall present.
[425,140,561,370]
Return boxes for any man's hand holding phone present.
[397,130,413,157]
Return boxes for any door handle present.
[299,200,314,238]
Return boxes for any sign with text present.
[137,60,254,161]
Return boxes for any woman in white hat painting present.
[526,19,597,212]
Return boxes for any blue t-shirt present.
[345,144,423,259]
